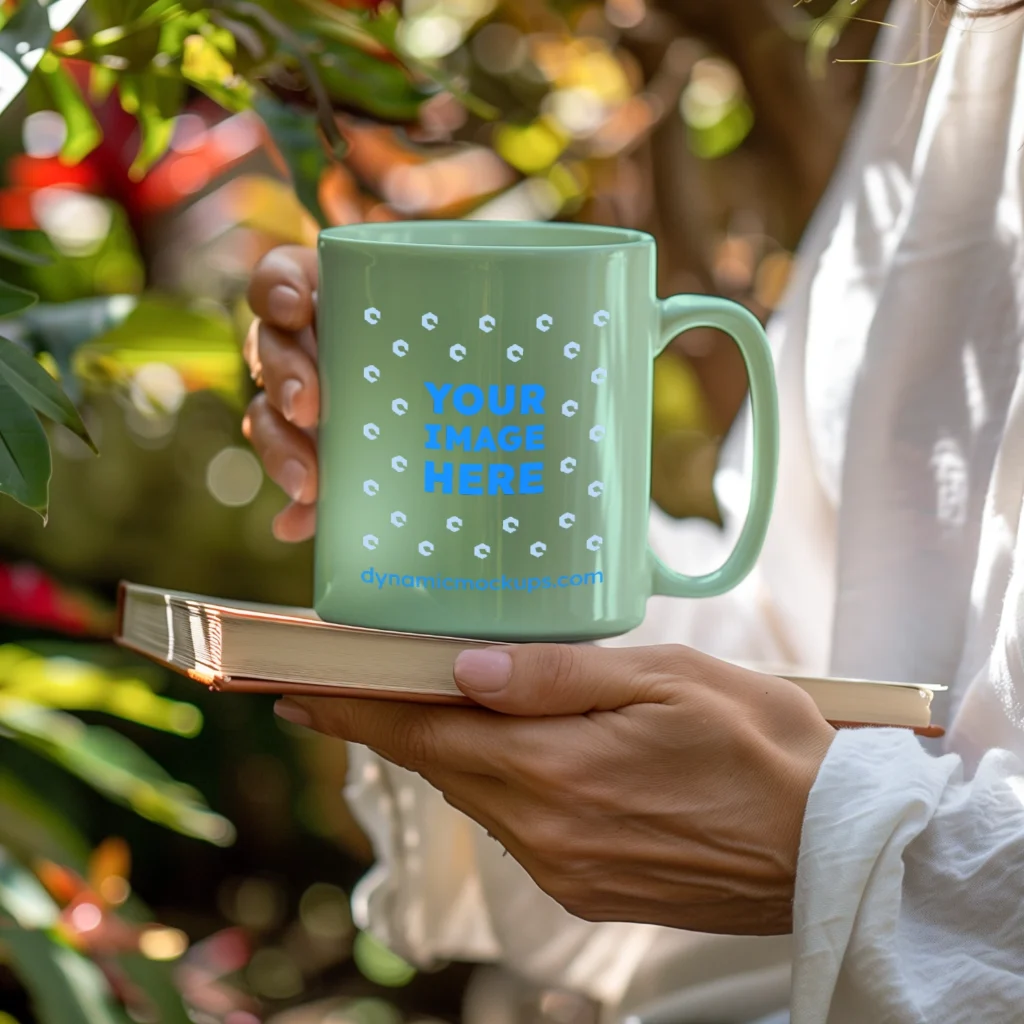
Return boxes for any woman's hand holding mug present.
[243,235,834,936]
[243,244,321,543]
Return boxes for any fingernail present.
[271,509,292,542]
[267,285,301,326]
[274,699,311,727]
[278,458,307,502]
[454,649,512,693]
[280,378,302,422]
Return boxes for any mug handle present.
[649,295,779,599]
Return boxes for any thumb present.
[452,643,678,716]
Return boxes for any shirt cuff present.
[790,727,961,1021]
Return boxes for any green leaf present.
[0,337,96,452]
[260,0,381,52]
[0,699,235,846]
[207,10,271,74]
[241,1,430,121]
[0,927,130,1024]
[0,232,50,268]
[0,849,183,1024]
[0,377,50,516]
[59,1,175,69]
[88,64,118,103]
[316,38,432,122]
[36,53,102,164]
[16,295,138,394]
[155,9,207,62]
[353,3,495,120]
[88,0,166,31]
[0,851,128,1024]
[40,0,91,33]
[0,814,185,1023]
[254,94,329,227]
[0,0,52,118]
[123,73,184,180]
[0,280,38,318]
[117,73,139,113]
[0,645,202,736]
[180,30,252,111]
[74,295,243,404]
[10,198,143,306]
[0,771,90,870]
[117,955,191,1024]
[0,848,58,929]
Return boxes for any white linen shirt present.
[342,3,1024,1020]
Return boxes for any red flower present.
[0,562,114,636]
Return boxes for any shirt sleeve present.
[343,741,675,1008]
[791,722,1024,1023]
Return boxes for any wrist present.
[758,706,836,932]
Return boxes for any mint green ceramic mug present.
[315,221,778,641]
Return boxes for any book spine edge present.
[114,580,128,640]
[115,634,224,691]
[828,720,944,738]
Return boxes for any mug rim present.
[319,219,654,254]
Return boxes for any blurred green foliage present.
[0,1,440,1020]
[0,648,220,1024]
[0,231,97,516]
[0,0,441,519]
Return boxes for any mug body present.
[316,221,657,641]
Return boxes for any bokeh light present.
[352,931,417,988]
[401,15,465,60]
[246,946,304,1000]
[69,901,102,932]
[206,446,264,507]
[471,23,527,74]
[22,110,66,158]
[299,883,353,943]
[139,926,190,960]
[98,875,131,905]
[31,189,113,257]
[221,875,285,931]
[130,363,187,417]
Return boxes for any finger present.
[273,696,508,776]
[243,316,317,385]
[248,246,318,332]
[242,317,262,384]
[272,502,316,543]
[453,642,688,716]
[256,321,320,429]
[244,393,318,505]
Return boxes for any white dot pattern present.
[358,308,612,563]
